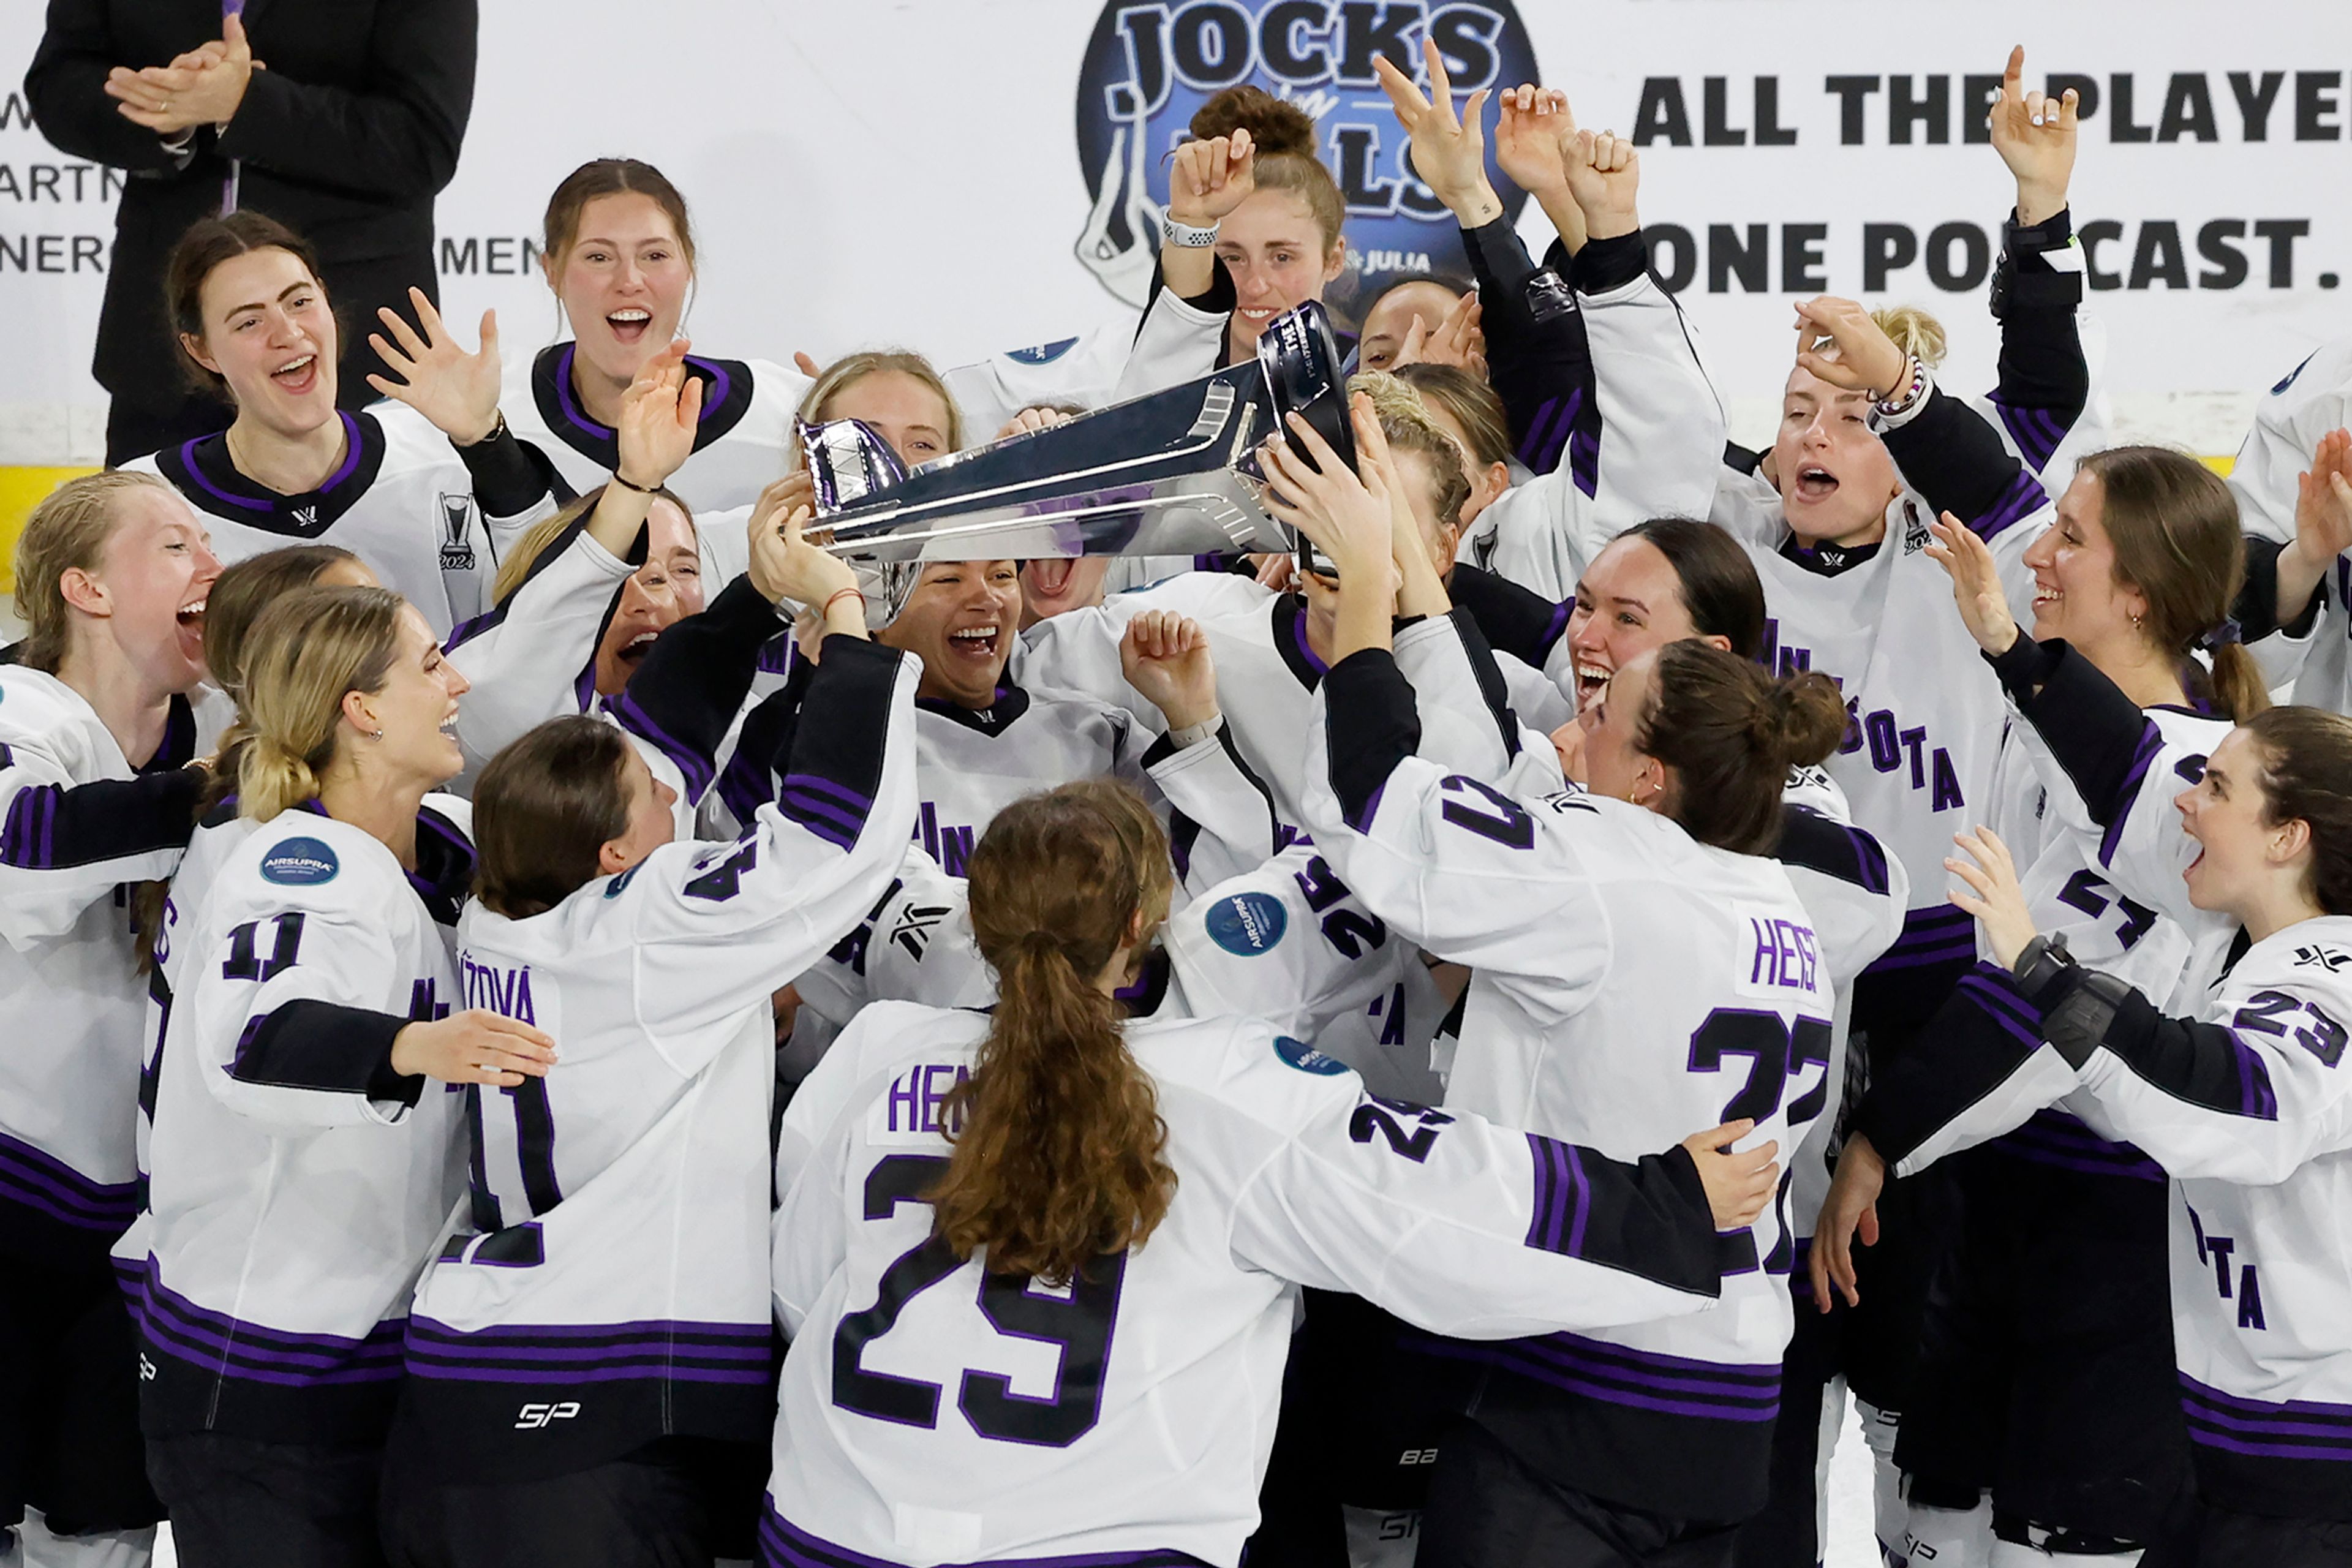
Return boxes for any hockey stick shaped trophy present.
[803,301,1355,575]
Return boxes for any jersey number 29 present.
[833,1154,1125,1448]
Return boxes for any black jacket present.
[26,0,477,400]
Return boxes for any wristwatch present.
[1163,216,1220,249]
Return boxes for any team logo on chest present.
[292,503,320,530]
[438,493,479,571]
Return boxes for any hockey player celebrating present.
[1818,704,2352,1568]
[0,472,219,1567]
[761,777,1782,1568]
[138,586,554,1566]
[379,507,914,1567]
[1273,398,1844,1563]
[123,212,557,639]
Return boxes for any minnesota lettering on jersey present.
[1761,621,1966,812]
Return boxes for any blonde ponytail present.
[234,586,404,823]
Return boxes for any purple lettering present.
[887,1069,921,1133]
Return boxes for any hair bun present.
[1768,671,1849,770]
[1190,86,1318,157]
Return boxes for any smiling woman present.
[118,211,564,641]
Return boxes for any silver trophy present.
[808,301,1355,567]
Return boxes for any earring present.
[368,728,385,742]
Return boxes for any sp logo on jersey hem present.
[1205,891,1288,954]
[1072,1,1537,310]
[260,836,339,886]
[1274,1033,1348,1075]
[1005,337,1080,365]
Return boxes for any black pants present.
[2193,1505,2352,1567]
[1246,1292,1460,1567]
[146,1431,386,1568]
[1896,1149,2192,1542]
[1730,1289,1845,1567]
[0,1235,160,1536]
[377,1436,766,1568]
[1416,1420,1737,1568]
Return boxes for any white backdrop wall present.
[1,0,2348,464]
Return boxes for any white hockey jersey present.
[405,638,919,1475]
[719,670,1278,894]
[1719,481,2042,1007]
[500,346,809,517]
[2236,340,2352,717]
[124,409,548,641]
[1875,918,2352,1523]
[941,281,1229,441]
[1455,268,1727,603]
[796,843,1452,1109]
[140,802,471,1442]
[0,670,201,1253]
[763,1001,1732,1568]
[1298,657,1831,1520]
[1020,578,1565,840]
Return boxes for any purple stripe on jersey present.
[1954,975,2043,1054]
[1521,1133,1591,1258]
[1789,1238,1813,1302]
[1957,965,2041,1034]
[1286,601,1329,676]
[407,1315,770,1351]
[1972,468,2051,543]
[2098,723,2165,869]
[2225,1030,2281,1121]
[757,1504,1212,1568]
[2180,1374,2352,1436]
[0,1131,138,1230]
[318,412,366,492]
[1540,597,1572,656]
[1567,423,1601,500]
[687,356,734,421]
[1989,1110,2166,1182]
[609,691,715,801]
[410,1361,772,1386]
[552,345,601,438]
[145,1272,406,1359]
[777,791,862,851]
[175,436,274,511]
[1,783,58,869]
[1989,396,2068,472]
[1343,779,1387,836]
[780,773,875,818]
[1412,1338,1782,1423]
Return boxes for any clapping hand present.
[1946,826,2037,970]
[106,12,259,135]
[615,341,705,492]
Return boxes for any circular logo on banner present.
[1072,2,1538,315]
[1273,1033,1350,1075]
[260,836,339,886]
[1204,890,1289,954]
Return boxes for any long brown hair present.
[2075,446,2269,722]
[1640,641,1847,856]
[164,209,330,396]
[929,782,1179,1284]
[2246,706,2352,917]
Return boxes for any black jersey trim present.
[530,344,756,469]
[159,411,389,535]
[914,684,1033,736]
[1271,593,1327,692]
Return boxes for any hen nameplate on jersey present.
[810,301,1354,562]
